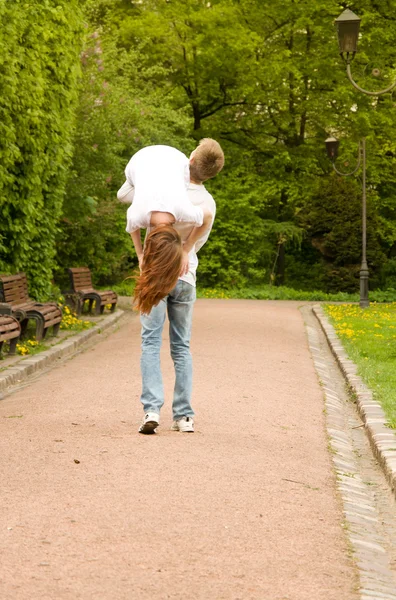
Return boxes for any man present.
[119,139,224,434]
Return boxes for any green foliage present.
[297,175,386,292]
[0,0,84,298]
[115,0,258,132]
[197,161,303,287]
[103,278,135,297]
[379,258,396,290]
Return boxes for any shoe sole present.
[139,420,159,435]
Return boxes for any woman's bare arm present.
[130,230,144,268]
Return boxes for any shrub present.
[0,0,84,298]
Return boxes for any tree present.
[62,0,396,291]
[297,175,386,292]
[56,20,195,287]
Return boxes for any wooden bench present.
[0,304,21,356]
[67,268,118,316]
[0,273,62,342]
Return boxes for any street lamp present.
[325,137,369,308]
[335,9,396,96]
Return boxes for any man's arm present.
[182,206,213,254]
[179,206,213,275]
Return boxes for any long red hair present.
[133,225,183,314]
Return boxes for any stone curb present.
[0,309,124,395]
[305,307,396,600]
[313,304,396,500]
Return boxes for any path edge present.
[313,304,396,500]
[0,309,125,395]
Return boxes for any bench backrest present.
[0,273,30,305]
[69,267,94,292]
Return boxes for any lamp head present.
[335,9,361,62]
[325,137,340,161]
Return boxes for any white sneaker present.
[171,416,194,433]
[139,412,160,434]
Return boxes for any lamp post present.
[335,9,396,96]
[325,137,369,308]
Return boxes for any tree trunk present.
[192,102,201,130]
[276,243,286,286]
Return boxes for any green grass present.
[102,279,135,297]
[109,279,357,301]
[325,302,396,428]
[197,286,360,301]
[198,286,396,302]
[107,280,396,303]
[111,281,357,301]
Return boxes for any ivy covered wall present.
[0,0,84,298]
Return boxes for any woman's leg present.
[167,281,196,421]
[140,299,167,415]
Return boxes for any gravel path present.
[0,300,358,600]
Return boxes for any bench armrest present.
[0,303,12,315]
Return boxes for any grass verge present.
[197,286,359,301]
[197,286,396,302]
[109,280,396,302]
[325,302,396,428]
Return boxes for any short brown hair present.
[189,138,224,182]
[133,225,183,315]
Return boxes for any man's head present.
[189,138,224,183]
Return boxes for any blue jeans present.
[140,280,196,420]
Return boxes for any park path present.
[0,300,358,600]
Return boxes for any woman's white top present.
[118,145,204,233]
